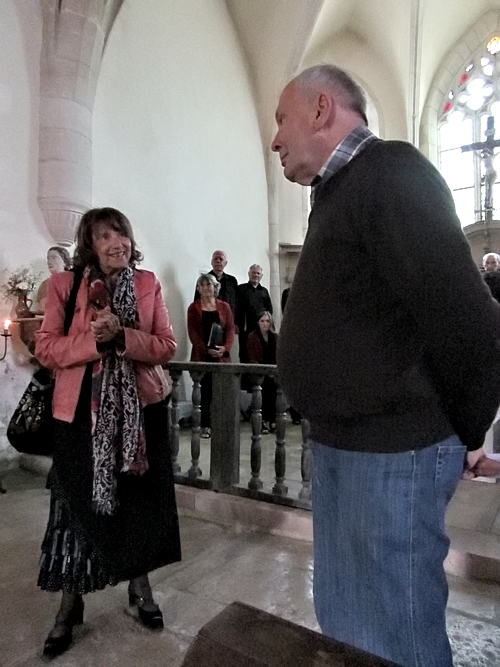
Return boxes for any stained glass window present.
[438,39,500,227]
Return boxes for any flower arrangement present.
[4,265,41,299]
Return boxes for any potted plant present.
[4,266,42,318]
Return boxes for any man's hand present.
[462,447,500,479]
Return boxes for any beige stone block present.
[38,159,92,203]
[39,127,91,162]
[54,12,103,71]
[40,96,93,134]
[446,480,500,532]
[190,489,313,541]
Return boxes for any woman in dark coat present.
[36,207,180,657]
[247,311,278,434]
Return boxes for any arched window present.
[439,36,500,227]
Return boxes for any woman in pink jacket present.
[35,208,180,657]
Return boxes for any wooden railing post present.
[248,376,264,491]
[272,377,288,497]
[188,370,204,478]
[210,370,240,490]
[168,369,182,474]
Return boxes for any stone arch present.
[38,0,123,245]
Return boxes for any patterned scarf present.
[87,265,147,515]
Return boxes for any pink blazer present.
[187,299,235,362]
[35,268,177,422]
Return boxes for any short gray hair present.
[483,252,500,266]
[197,272,220,297]
[293,64,368,126]
[249,264,263,273]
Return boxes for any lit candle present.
[3,319,10,335]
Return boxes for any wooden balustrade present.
[165,361,312,510]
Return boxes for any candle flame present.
[4,319,10,330]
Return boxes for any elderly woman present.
[247,311,278,434]
[35,207,180,657]
[36,246,72,314]
[187,273,235,438]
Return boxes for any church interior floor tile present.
[2,467,500,666]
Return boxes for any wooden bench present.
[181,601,401,667]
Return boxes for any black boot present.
[128,575,163,630]
[43,592,84,658]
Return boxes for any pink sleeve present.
[122,278,177,365]
[35,274,100,370]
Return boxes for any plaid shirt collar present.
[310,125,377,205]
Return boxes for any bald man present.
[193,250,238,317]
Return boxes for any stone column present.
[38,0,123,245]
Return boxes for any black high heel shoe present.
[128,591,164,630]
[128,577,164,631]
[43,595,84,658]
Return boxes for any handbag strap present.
[63,268,84,336]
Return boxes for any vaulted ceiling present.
[225,0,500,146]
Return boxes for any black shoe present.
[129,592,164,630]
[43,596,84,658]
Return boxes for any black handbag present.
[7,368,54,454]
[6,268,83,455]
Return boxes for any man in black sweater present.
[272,64,500,667]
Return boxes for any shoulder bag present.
[7,269,83,455]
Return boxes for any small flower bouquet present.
[4,266,41,299]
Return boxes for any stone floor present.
[2,467,500,666]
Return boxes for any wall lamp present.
[0,320,11,361]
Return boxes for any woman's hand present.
[208,345,225,359]
[91,307,122,343]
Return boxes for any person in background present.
[272,64,500,667]
[281,285,301,425]
[236,264,273,362]
[247,311,278,434]
[36,207,180,657]
[188,273,235,439]
[36,246,72,315]
[482,252,500,303]
[281,286,290,314]
[193,250,239,319]
[483,252,500,273]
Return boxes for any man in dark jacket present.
[272,64,500,667]
[482,252,500,303]
[193,250,238,317]
[236,264,273,362]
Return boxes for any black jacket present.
[236,282,273,333]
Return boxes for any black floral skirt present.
[38,394,181,594]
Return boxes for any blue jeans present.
[311,435,465,667]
